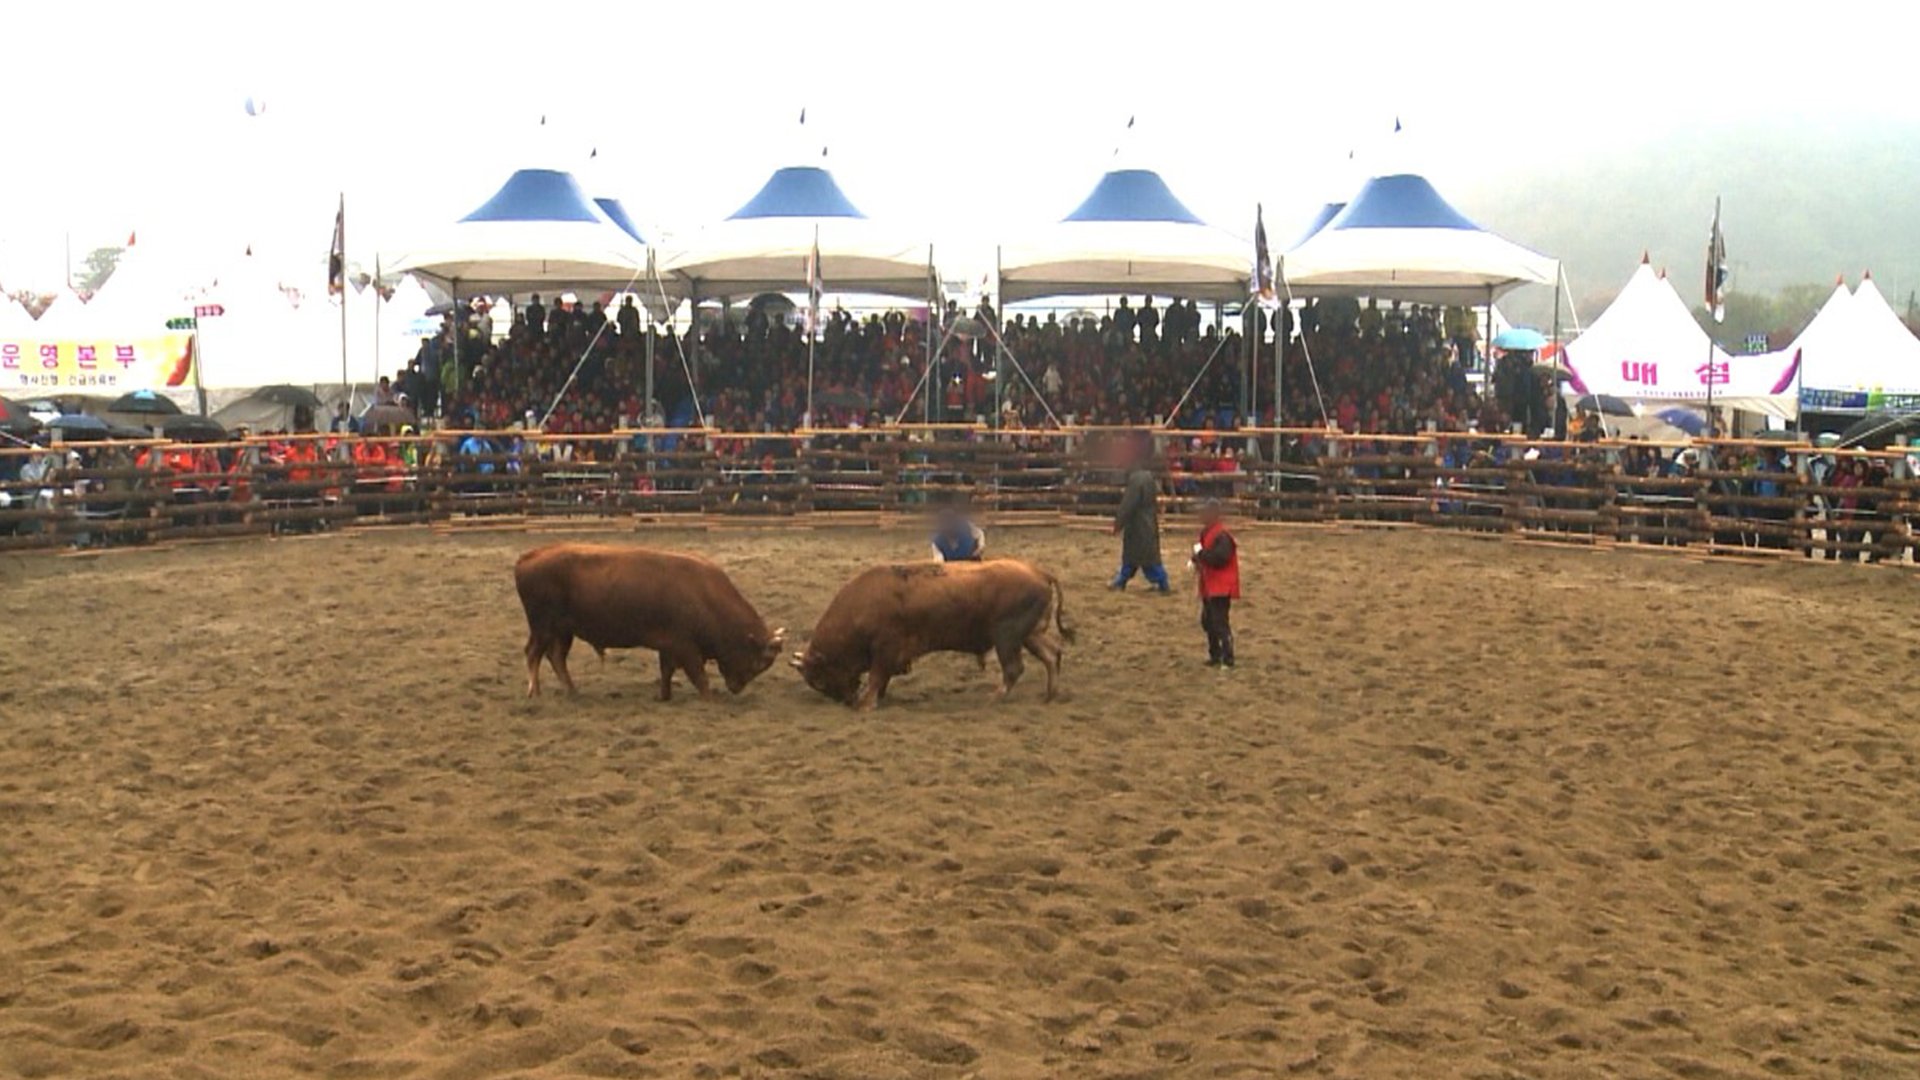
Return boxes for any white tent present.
[997,168,1250,302]
[1796,275,1920,401]
[31,240,218,340]
[658,165,934,301]
[1282,173,1557,304]
[1560,259,1799,418]
[386,168,654,296]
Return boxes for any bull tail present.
[1047,570,1076,643]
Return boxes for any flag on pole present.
[1252,203,1275,305]
[1705,197,1729,324]
[328,195,346,299]
[805,225,823,333]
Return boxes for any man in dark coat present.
[1110,451,1169,591]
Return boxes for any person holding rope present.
[1190,497,1241,668]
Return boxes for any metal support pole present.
[339,194,351,412]
[1272,296,1284,461]
[643,317,656,452]
[993,248,1003,431]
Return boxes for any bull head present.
[722,626,790,694]
[791,646,861,705]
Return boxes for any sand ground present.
[2,523,1918,1079]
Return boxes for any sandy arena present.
[2,524,1918,1079]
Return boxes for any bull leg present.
[674,646,714,700]
[858,662,893,711]
[525,632,546,697]
[549,634,578,695]
[657,651,675,702]
[994,639,1026,700]
[1025,633,1062,702]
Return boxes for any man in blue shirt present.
[930,505,985,562]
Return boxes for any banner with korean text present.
[1561,347,1801,418]
[0,335,196,394]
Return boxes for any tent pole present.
[644,314,656,452]
[926,248,938,424]
[1272,280,1284,461]
[1552,263,1569,438]
[1247,300,1257,444]
[993,247,1002,432]
[340,193,351,413]
[373,256,382,388]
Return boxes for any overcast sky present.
[5,0,1917,294]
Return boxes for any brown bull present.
[793,559,1072,709]
[514,543,785,700]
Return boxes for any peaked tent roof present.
[386,168,654,295]
[728,166,866,219]
[1560,261,1797,418]
[1281,173,1557,304]
[998,168,1250,302]
[1291,202,1345,249]
[658,165,933,300]
[593,198,646,244]
[1793,278,1920,395]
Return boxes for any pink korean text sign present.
[0,334,196,393]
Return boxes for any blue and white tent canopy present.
[1290,202,1345,249]
[657,166,933,300]
[1282,173,1556,304]
[386,168,652,294]
[593,197,647,244]
[997,169,1250,302]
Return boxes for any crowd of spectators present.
[389,291,1564,437]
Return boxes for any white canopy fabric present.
[386,169,654,296]
[658,166,933,301]
[1281,173,1557,304]
[1795,277,1920,397]
[997,169,1250,302]
[1561,260,1799,418]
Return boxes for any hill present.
[1454,116,1920,341]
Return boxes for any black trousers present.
[1201,596,1234,664]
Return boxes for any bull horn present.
[788,658,805,670]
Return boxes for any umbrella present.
[1837,409,1920,450]
[161,415,228,443]
[109,389,182,416]
[253,385,325,409]
[1493,327,1548,352]
[1572,393,1636,418]
[0,396,37,434]
[1531,359,1573,381]
[48,413,111,441]
[360,403,417,433]
[1655,408,1707,437]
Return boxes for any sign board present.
[193,304,225,319]
[1744,333,1769,355]
[1,334,196,392]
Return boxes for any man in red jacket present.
[1191,498,1241,668]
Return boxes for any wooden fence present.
[3,426,1916,563]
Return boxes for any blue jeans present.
[1112,561,1170,590]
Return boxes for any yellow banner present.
[0,334,196,394]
